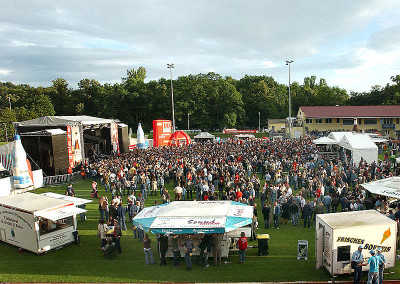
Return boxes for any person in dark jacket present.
[303,200,312,228]
[159,234,169,266]
[262,203,271,229]
[289,200,299,226]
[117,203,127,230]
[198,234,213,267]
[113,220,122,253]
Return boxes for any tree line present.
[1,67,399,141]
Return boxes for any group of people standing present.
[352,245,386,284]
[85,135,400,276]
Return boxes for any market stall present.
[132,201,253,257]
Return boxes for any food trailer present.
[133,200,253,257]
[0,192,88,254]
[316,210,397,275]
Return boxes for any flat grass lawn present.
[0,179,398,283]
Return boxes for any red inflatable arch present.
[168,131,191,147]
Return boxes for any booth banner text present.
[151,217,226,229]
[151,227,226,234]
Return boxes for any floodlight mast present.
[286,60,294,139]
[167,63,176,133]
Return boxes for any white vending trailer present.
[316,210,397,275]
[0,192,87,254]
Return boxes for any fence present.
[43,171,82,187]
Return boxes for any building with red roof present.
[297,105,400,138]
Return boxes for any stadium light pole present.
[188,113,190,131]
[286,60,294,139]
[167,63,176,133]
[258,112,260,133]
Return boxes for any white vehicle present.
[316,210,397,275]
[0,192,89,254]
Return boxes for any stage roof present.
[14,116,114,128]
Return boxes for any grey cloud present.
[367,25,400,51]
[0,0,399,91]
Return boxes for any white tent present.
[339,133,378,165]
[328,132,353,143]
[361,177,400,199]
[194,132,216,143]
[371,137,388,143]
[313,136,337,145]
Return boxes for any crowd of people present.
[88,135,400,272]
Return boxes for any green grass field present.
[0,178,398,283]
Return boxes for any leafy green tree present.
[48,78,72,115]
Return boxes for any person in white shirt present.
[174,183,183,201]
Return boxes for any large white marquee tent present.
[338,133,378,165]
[313,132,378,165]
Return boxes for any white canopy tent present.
[313,136,337,145]
[133,201,253,234]
[194,132,216,143]
[338,133,378,165]
[361,177,400,199]
[328,132,353,143]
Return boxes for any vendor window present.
[38,216,74,236]
[337,245,351,262]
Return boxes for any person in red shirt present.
[236,188,243,201]
[237,232,248,264]
[316,188,321,202]
[234,174,240,184]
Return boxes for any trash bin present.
[256,234,269,255]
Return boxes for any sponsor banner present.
[110,123,119,154]
[223,129,258,134]
[66,126,74,168]
[153,120,172,147]
[70,125,82,166]
[151,217,226,229]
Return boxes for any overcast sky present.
[0,0,400,92]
